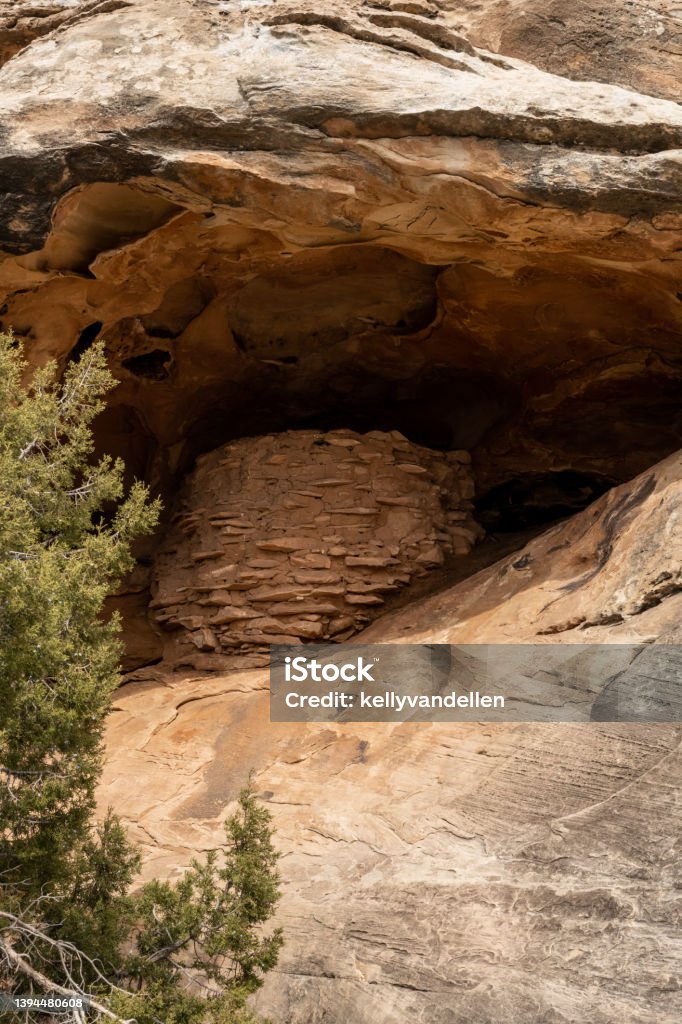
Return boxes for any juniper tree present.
[0,334,283,1023]
[0,333,156,1008]
[0,333,158,898]
[117,785,283,1024]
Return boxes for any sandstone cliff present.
[1,1,681,1022]
[1,0,681,504]
[102,452,682,1024]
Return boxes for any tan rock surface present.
[101,451,682,1024]
[444,0,682,103]
[363,448,682,644]
[0,1,102,69]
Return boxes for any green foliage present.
[115,786,283,1024]
[0,333,160,895]
[59,811,142,976]
[0,333,282,1023]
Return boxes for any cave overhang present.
[0,0,681,505]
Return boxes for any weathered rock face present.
[0,1,101,69]
[0,0,681,511]
[446,0,682,103]
[150,429,480,668]
[102,451,682,1024]
[3,3,682,1023]
[364,448,682,644]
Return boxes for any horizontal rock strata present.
[3,3,682,1022]
[0,0,681,508]
[150,428,481,667]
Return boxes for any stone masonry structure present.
[150,429,482,668]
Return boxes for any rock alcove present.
[3,4,682,1023]
[1,0,682,668]
[15,202,680,510]
[2,177,682,668]
[4,183,682,492]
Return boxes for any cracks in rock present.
[627,573,682,616]
[367,978,434,993]
[264,10,482,74]
[277,739,339,768]
[271,965,440,995]
[172,683,269,713]
[305,827,390,858]
[539,576,682,635]
[449,174,543,207]
[260,798,312,808]
[243,13,682,155]
[138,682,268,751]
[417,822,491,854]
[547,733,682,834]
[130,821,162,848]
[119,656,163,674]
[0,0,133,70]
[323,107,682,156]
[366,11,477,55]
[538,615,608,635]
[538,473,659,607]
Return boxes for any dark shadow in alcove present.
[122,349,172,381]
[475,470,616,532]
[92,403,157,490]
[68,320,103,362]
[178,365,513,483]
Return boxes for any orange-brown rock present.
[102,450,682,1024]
[2,3,681,1022]
[446,0,681,103]
[0,0,681,509]
[150,429,481,667]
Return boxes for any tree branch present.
[0,936,134,1022]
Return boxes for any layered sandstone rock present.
[0,1,99,69]
[2,2,682,1022]
[102,451,682,1024]
[364,448,682,644]
[150,429,481,667]
[0,0,681,508]
[446,0,682,103]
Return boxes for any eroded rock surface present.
[150,429,480,667]
[0,1,104,69]
[102,452,682,1024]
[365,448,682,644]
[3,3,681,1021]
[445,0,682,103]
[0,0,681,507]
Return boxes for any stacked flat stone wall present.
[150,429,482,668]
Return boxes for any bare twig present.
[0,936,133,1022]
